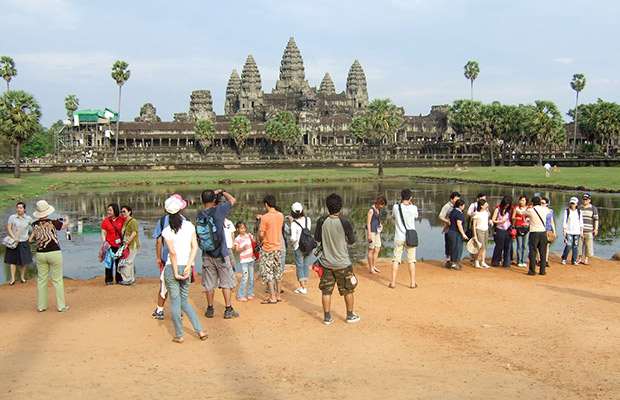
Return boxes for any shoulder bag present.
[398,204,418,247]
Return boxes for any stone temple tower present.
[225,69,241,115]
[346,59,369,109]
[274,37,310,94]
[188,90,216,122]
[238,55,263,118]
[319,73,336,95]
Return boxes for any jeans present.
[528,232,548,275]
[294,248,314,282]
[447,230,463,263]
[562,234,580,263]
[516,232,529,264]
[164,264,203,338]
[237,261,255,298]
[492,229,512,267]
[36,251,66,310]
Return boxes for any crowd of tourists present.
[3,187,600,343]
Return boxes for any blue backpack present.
[196,209,220,252]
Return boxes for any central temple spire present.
[274,37,310,93]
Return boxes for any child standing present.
[233,221,256,301]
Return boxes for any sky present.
[2,0,619,127]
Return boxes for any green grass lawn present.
[2,166,619,209]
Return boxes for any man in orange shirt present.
[258,194,284,304]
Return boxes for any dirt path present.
[1,254,619,399]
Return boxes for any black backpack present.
[293,218,317,256]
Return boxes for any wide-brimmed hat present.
[33,200,55,218]
[291,202,303,213]
[170,194,187,210]
[467,238,480,254]
[165,196,185,214]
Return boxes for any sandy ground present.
[1,253,619,400]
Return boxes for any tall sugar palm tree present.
[1,56,17,91]
[0,90,42,178]
[464,61,480,100]
[64,94,79,119]
[570,73,586,153]
[111,60,130,159]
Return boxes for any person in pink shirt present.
[233,221,256,301]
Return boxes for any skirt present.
[4,241,34,265]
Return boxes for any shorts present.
[259,250,282,282]
[201,255,236,291]
[368,232,381,249]
[319,265,357,296]
[475,229,489,250]
[392,240,417,263]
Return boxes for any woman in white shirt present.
[472,199,492,269]
[288,202,314,294]
[161,195,207,343]
[390,189,419,289]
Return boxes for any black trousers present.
[528,232,548,275]
[492,229,512,267]
[105,246,123,283]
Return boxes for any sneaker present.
[300,287,308,294]
[205,306,214,318]
[572,261,579,265]
[37,308,46,312]
[57,306,69,312]
[474,261,482,269]
[481,262,490,269]
[224,307,239,319]
[294,287,308,294]
[450,264,462,271]
[152,309,164,320]
[444,260,451,268]
[323,317,334,325]
[561,259,566,265]
[346,314,361,324]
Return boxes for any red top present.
[512,205,530,227]
[101,216,126,246]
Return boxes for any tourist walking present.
[29,200,69,312]
[101,203,125,285]
[366,195,387,274]
[541,197,556,268]
[5,202,33,285]
[447,199,468,270]
[119,205,140,285]
[197,189,239,319]
[561,197,584,265]
[289,202,314,294]
[151,194,187,319]
[577,193,599,265]
[472,199,491,269]
[439,192,461,267]
[314,193,359,324]
[233,221,256,301]
[257,195,285,304]
[512,195,531,267]
[514,196,550,276]
[389,189,418,288]
[491,196,513,268]
[161,195,207,343]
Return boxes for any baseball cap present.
[291,202,303,213]
[569,197,579,204]
[582,193,592,200]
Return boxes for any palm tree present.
[0,90,42,178]
[229,115,252,154]
[64,94,79,119]
[464,61,480,100]
[111,60,130,159]
[570,73,586,153]
[349,98,402,176]
[194,119,215,151]
[1,56,17,91]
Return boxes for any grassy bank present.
[2,166,619,209]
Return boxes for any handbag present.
[546,231,557,243]
[2,235,18,249]
[398,204,418,247]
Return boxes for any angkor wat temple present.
[63,37,586,164]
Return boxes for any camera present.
[214,189,226,204]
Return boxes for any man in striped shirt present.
[577,193,599,265]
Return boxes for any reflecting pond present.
[2,179,619,284]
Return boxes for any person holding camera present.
[196,189,239,319]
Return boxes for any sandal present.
[388,283,395,289]
[20,279,26,283]
[261,299,278,304]
[9,281,15,286]
[172,337,184,344]
[198,332,208,341]
[410,283,418,289]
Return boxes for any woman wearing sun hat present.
[161,195,207,343]
[29,200,70,312]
